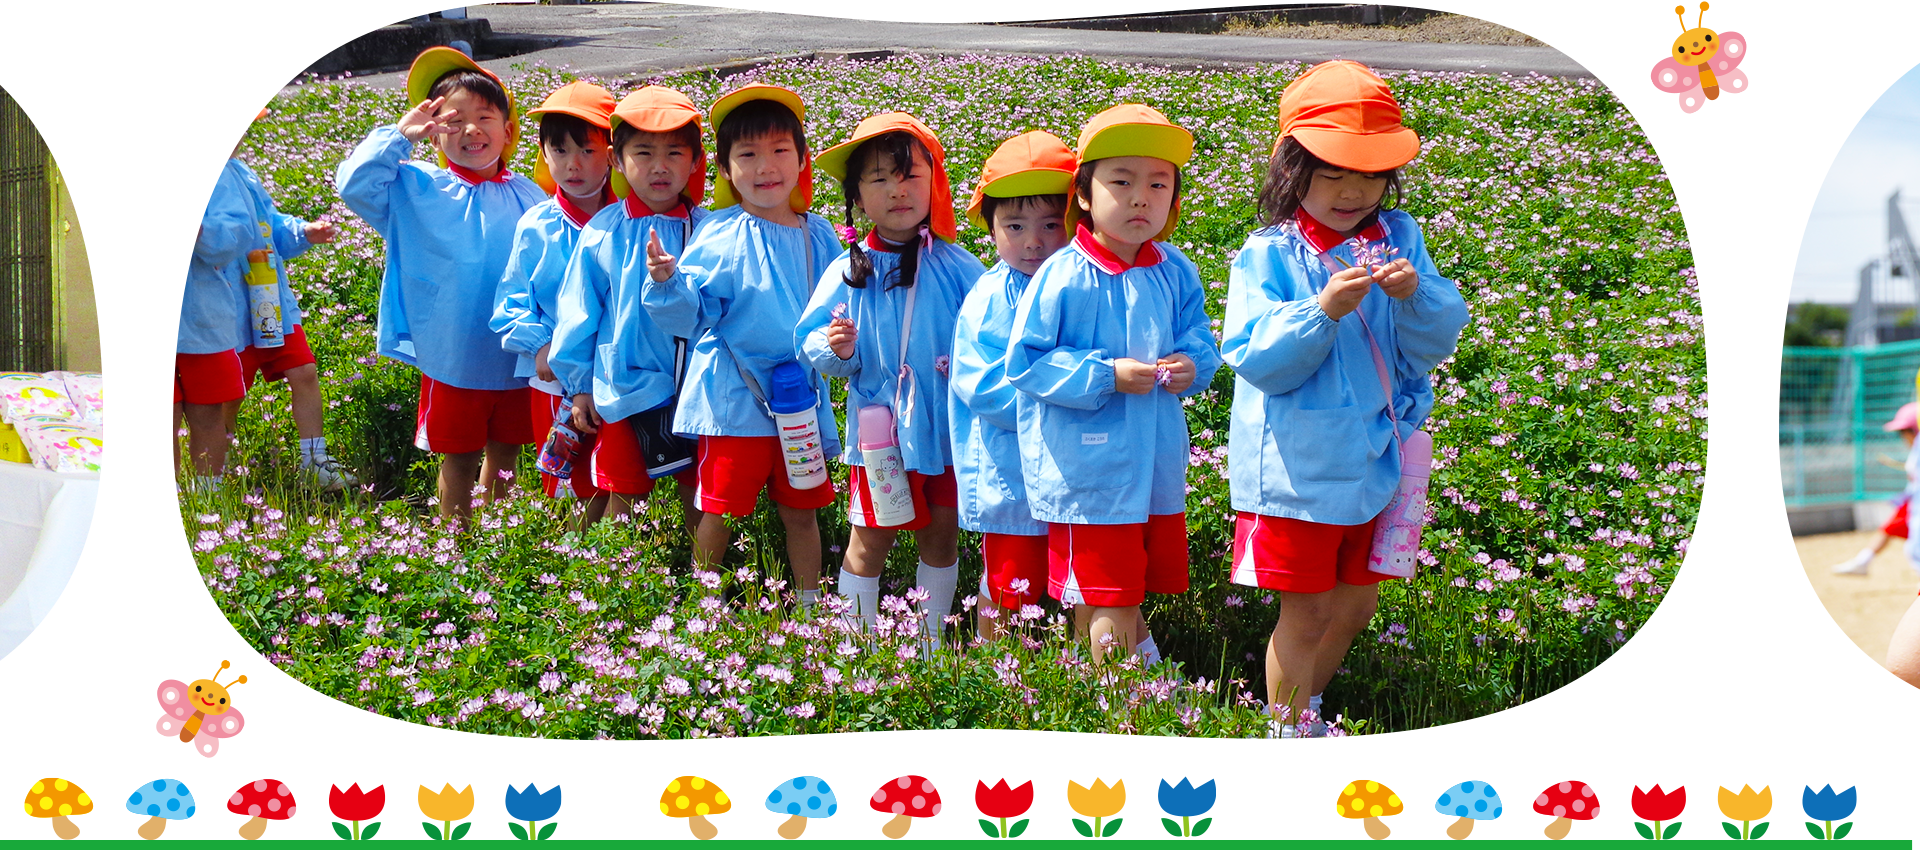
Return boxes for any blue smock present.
[643,205,842,455]
[1005,229,1223,525]
[337,125,547,390]
[796,236,984,473]
[949,261,1046,536]
[1221,209,1469,524]
[549,199,709,423]
[491,194,603,384]
[180,162,255,354]
[219,159,311,347]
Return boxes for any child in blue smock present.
[549,85,709,533]
[1005,104,1222,663]
[950,130,1076,640]
[176,160,256,487]
[337,47,547,525]
[797,113,985,636]
[491,81,617,516]
[642,85,842,609]
[1220,61,1469,735]
[216,115,352,492]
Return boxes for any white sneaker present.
[304,456,358,492]
[1832,548,1874,576]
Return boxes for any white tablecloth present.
[0,466,102,779]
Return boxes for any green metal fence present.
[1782,339,1920,506]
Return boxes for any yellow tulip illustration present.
[419,785,475,841]
[1717,785,1771,841]
[1068,779,1125,838]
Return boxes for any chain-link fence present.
[1782,339,1920,506]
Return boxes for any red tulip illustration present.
[1632,785,1685,841]
[330,784,386,841]
[976,780,1033,838]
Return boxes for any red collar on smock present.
[1293,207,1388,255]
[623,194,691,220]
[555,188,614,228]
[863,229,925,253]
[1072,221,1162,274]
[449,161,513,185]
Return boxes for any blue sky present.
[1774,0,1912,305]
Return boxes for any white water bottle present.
[768,362,828,490]
[857,404,916,527]
[1367,429,1432,577]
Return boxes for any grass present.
[184,52,1700,738]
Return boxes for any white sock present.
[1309,693,1324,715]
[299,436,329,465]
[799,588,821,611]
[1135,634,1161,665]
[838,569,880,630]
[195,475,223,492]
[915,560,959,635]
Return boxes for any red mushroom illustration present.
[871,776,940,839]
[229,779,296,840]
[1534,781,1599,840]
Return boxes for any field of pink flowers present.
[183,54,1702,737]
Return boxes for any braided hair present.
[840,131,931,290]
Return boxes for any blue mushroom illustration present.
[1801,786,1855,841]
[1157,779,1215,837]
[767,776,838,839]
[506,784,562,840]
[1435,781,1502,840]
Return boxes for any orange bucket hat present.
[187,64,270,122]
[708,84,814,213]
[816,112,958,243]
[1277,60,1420,173]
[405,46,520,169]
[526,81,616,195]
[1068,104,1193,241]
[965,130,1076,230]
[606,86,707,206]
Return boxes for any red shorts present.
[534,390,600,499]
[174,350,246,405]
[1884,501,1911,539]
[1229,511,1391,594]
[1047,513,1190,608]
[593,410,696,496]
[982,532,1049,609]
[413,374,538,454]
[239,325,317,389]
[696,435,836,516]
[847,465,957,530]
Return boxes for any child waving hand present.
[1221,62,1469,735]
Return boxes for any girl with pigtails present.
[795,114,986,640]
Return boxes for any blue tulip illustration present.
[1157,779,1215,837]
[505,784,562,841]
[1802,786,1855,840]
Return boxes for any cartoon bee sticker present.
[1651,2,1748,112]
[155,660,247,757]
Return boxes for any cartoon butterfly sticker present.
[155,660,246,757]
[1651,2,1747,113]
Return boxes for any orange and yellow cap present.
[816,112,957,243]
[527,81,616,195]
[708,84,812,213]
[1276,60,1420,173]
[1068,104,1192,241]
[606,86,706,205]
[404,46,519,169]
[965,130,1076,230]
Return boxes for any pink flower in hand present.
[934,355,950,376]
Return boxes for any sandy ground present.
[1766,533,1920,832]
[1222,14,1544,46]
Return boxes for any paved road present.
[326,2,1587,89]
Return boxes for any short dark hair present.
[1072,158,1182,224]
[539,112,606,151]
[715,98,807,167]
[982,193,1068,229]
[611,121,702,161]
[1256,136,1402,228]
[426,70,510,120]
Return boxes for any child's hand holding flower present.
[826,303,858,360]
[306,220,337,245]
[1113,358,1158,394]
[1319,266,1374,320]
[1371,258,1419,299]
[1155,353,1196,394]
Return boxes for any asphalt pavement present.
[321,2,1588,89]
